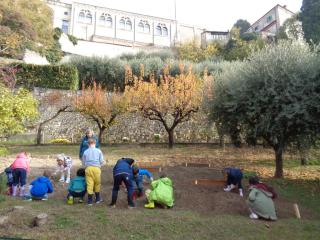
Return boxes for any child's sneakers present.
[128,205,136,209]
[95,192,103,204]
[59,176,65,183]
[78,198,84,203]
[108,203,116,208]
[224,184,236,192]
[239,189,244,197]
[87,194,93,206]
[67,196,74,205]
[12,186,17,197]
[23,196,32,201]
[250,212,259,219]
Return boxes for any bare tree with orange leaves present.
[124,64,203,148]
[36,91,72,145]
[74,82,128,143]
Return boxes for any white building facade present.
[247,4,295,38]
[45,0,204,57]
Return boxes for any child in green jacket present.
[67,168,86,204]
[144,174,174,209]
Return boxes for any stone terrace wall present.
[31,88,220,144]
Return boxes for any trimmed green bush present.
[49,138,71,144]
[14,63,79,90]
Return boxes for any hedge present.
[14,63,79,90]
[69,56,126,90]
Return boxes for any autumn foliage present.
[124,64,203,148]
[74,82,128,143]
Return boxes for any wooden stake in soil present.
[293,203,301,219]
[33,213,48,227]
[193,179,225,186]
[183,163,211,168]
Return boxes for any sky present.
[77,0,303,30]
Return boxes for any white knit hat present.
[56,154,65,161]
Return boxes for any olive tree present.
[208,41,320,178]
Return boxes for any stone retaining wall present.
[31,88,220,144]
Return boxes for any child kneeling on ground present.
[67,168,86,204]
[144,174,174,209]
[132,166,153,199]
[25,170,54,201]
[0,167,13,195]
[4,167,14,195]
[247,176,277,220]
[223,167,244,197]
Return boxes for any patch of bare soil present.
[15,164,314,220]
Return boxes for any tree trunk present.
[36,125,43,145]
[300,150,308,166]
[297,144,308,166]
[219,134,225,148]
[98,127,106,144]
[168,129,174,149]
[274,145,284,178]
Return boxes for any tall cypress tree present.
[301,0,320,44]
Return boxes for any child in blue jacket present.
[109,158,135,208]
[25,170,54,201]
[223,167,243,197]
[5,167,14,195]
[132,166,153,198]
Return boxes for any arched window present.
[144,23,150,33]
[99,15,106,25]
[138,21,144,32]
[99,14,112,27]
[162,26,168,36]
[78,11,85,23]
[106,16,113,27]
[119,18,125,29]
[86,12,92,24]
[126,19,132,31]
[156,25,162,36]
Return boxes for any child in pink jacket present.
[11,152,30,197]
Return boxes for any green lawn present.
[0,196,319,240]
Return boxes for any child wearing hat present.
[54,154,73,183]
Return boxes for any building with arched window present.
[45,0,204,57]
